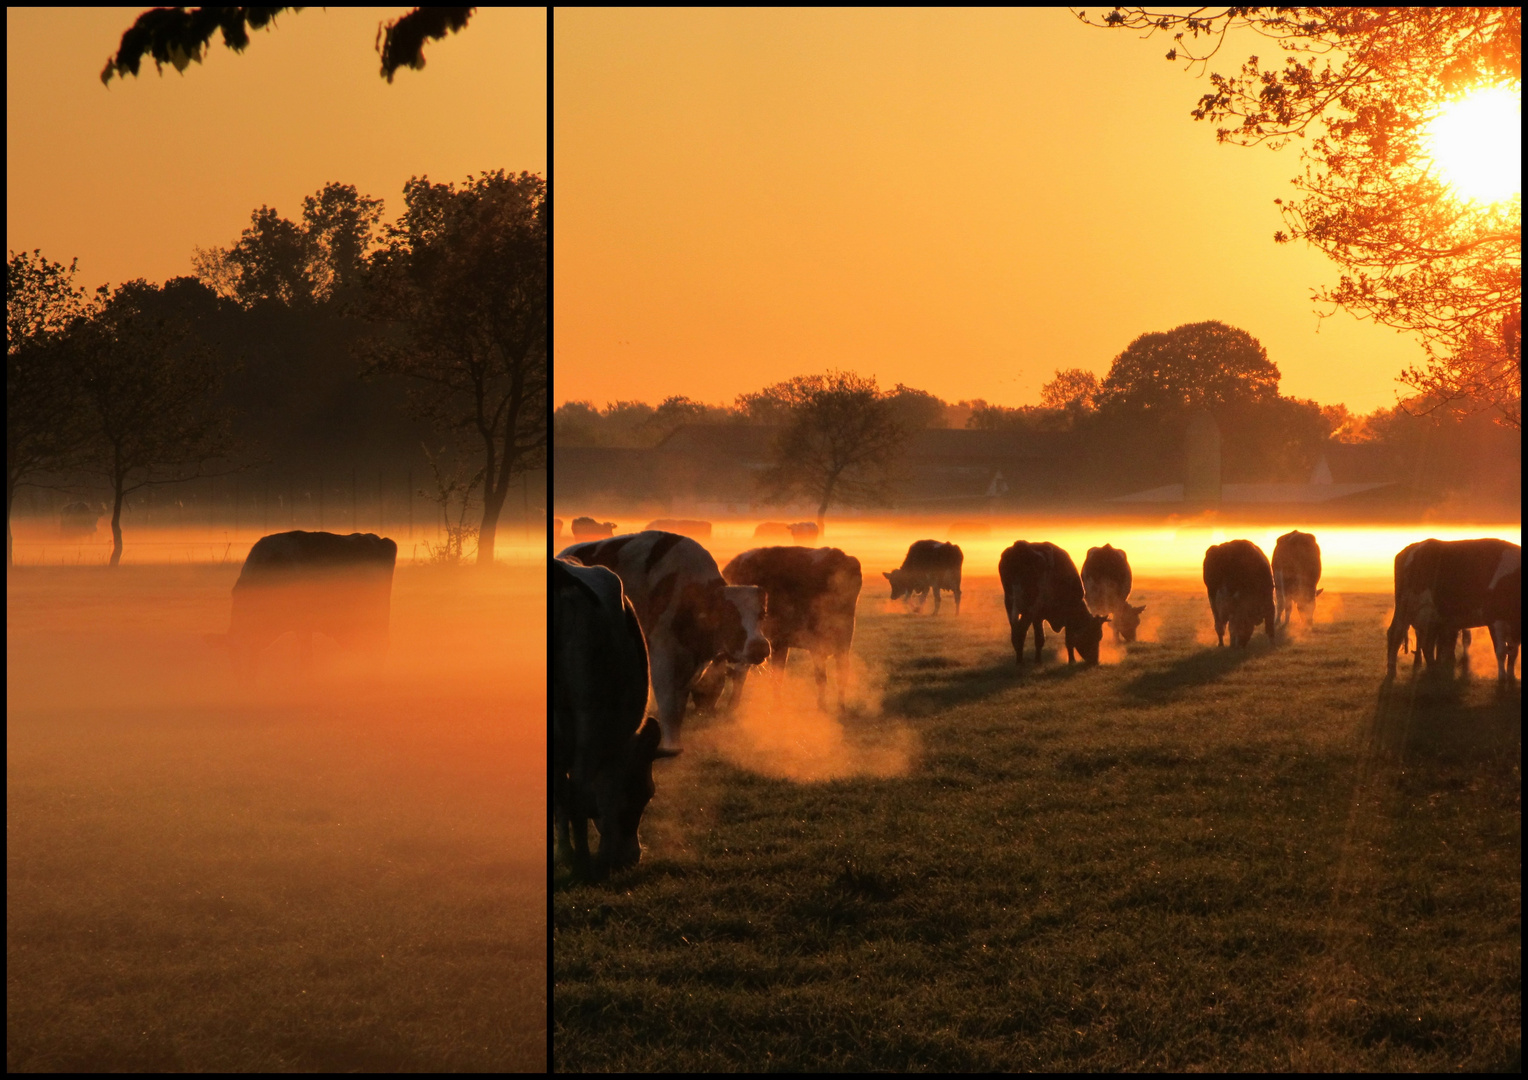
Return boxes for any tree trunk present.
[109,484,125,567]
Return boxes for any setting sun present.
[1423,84,1522,204]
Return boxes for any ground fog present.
[8,548,545,1072]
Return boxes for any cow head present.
[717,584,770,666]
[594,716,663,877]
[1066,613,1110,664]
[1118,603,1145,642]
[884,568,914,601]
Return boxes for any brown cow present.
[885,540,963,614]
[572,516,617,539]
[1202,540,1275,648]
[722,546,862,710]
[1386,537,1521,679]
[1081,544,1144,642]
[999,541,1107,666]
[1271,530,1323,631]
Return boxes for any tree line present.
[555,319,1518,529]
[8,170,546,567]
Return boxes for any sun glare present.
[1423,84,1522,204]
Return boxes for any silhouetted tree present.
[68,278,236,566]
[1040,368,1100,413]
[101,7,475,86]
[754,372,906,533]
[7,250,95,565]
[1083,7,1521,426]
[885,384,950,431]
[1097,321,1280,414]
[354,170,546,566]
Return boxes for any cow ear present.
[1315,588,1324,596]
[882,572,894,581]
[1130,604,1146,615]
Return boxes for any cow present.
[1081,544,1145,642]
[1202,540,1276,648]
[552,557,664,879]
[754,522,793,539]
[998,540,1108,666]
[721,546,862,710]
[208,530,396,676]
[1271,530,1324,631]
[884,540,963,614]
[59,501,105,538]
[558,531,769,754]
[572,516,617,539]
[1385,537,1522,679]
[645,519,712,540]
[788,522,819,544]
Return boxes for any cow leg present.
[727,661,751,713]
[1009,613,1031,667]
[834,652,850,711]
[812,653,829,710]
[953,585,961,615]
[649,655,691,753]
[1033,620,1045,664]
[932,587,941,614]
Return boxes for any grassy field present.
[553,576,1521,1071]
[8,561,546,1072]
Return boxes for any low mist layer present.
[7,557,545,1071]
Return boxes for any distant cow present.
[645,519,712,540]
[1385,537,1521,679]
[1081,544,1145,642]
[1202,540,1275,648]
[788,522,819,544]
[572,517,617,539]
[59,501,105,537]
[754,522,792,539]
[884,540,963,614]
[559,531,770,754]
[722,546,862,710]
[209,530,396,675]
[552,558,663,879]
[999,541,1108,666]
[1272,530,1323,631]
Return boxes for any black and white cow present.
[552,558,663,879]
[558,531,769,754]
[884,540,963,614]
[721,546,863,710]
[1386,537,1521,679]
[1202,540,1276,648]
[1271,530,1323,631]
[1081,543,1144,643]
[998,541,1108,666]
[207,530,396,675]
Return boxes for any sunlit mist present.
[1424,84,1522,204]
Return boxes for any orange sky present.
[7,7,545,291]
[554,8,1429,414]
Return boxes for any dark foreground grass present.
[554,578,1521,1071]
[8,563,545,1071]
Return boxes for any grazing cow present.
[1386,537,1522,678]
[1202,540,1276,648]
[59,501,104,537]
[884,540,964,614]
[1271,530,1324,631]
[208,530,396,675]
[721,546,862,710]
[788,522,819,544]
[645,519,713,540]
[552,558,663,879]
[998,541,1108,665]
[572,516,617,539]
[558,531,769,753]
[754,522,792,539]
[1081,544,1145,642]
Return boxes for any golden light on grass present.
[1423,84,1522,204]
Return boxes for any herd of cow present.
[185,526,1518,883]
[552,526,1521,880]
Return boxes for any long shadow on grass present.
[1371,674,1522,763]
[883,653,1099,716]
[1120,644,1259,703]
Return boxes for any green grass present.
[8,563,546,1072]
[554,578,1521,1071]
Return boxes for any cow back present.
[724,546,861,652]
